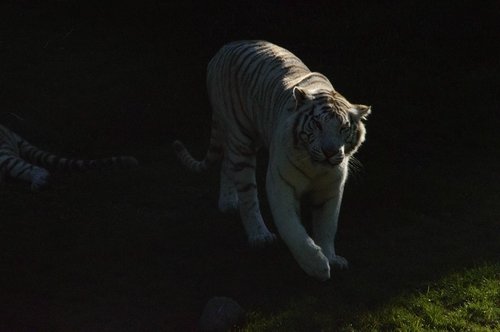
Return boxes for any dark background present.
[1,1,499,331]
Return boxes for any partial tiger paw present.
[218,181,239,214]
[295,240,331,281]
[218,198,239,214]
[248,232,277,248]
[329,255,349,270]
[30,167,50,192]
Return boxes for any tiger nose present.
[322,147,341,158]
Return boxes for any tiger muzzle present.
[322,147,345,165]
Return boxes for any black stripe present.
[248,59,268,94]
[249,59,282,95]
[13,164,32,178]
[230,161,255,172]
[318,104,332,113]
[246,199,258,211]
[311,196,336,209]
[243,59,266,91]
[277,168,299,200]
[287,155,312,179]
[237,45,261,78]
[237,183,257,193]
[208,145,223,155]
[0,157,13,169]
[225,61,254,143]
[292,112,304,146]
[6,158,22,172]
[260,60,286,103]
[40,152,56,168]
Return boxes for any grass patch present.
[351,264,500,331]
[244,263,500,331]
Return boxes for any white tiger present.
[0,123,138,191]
[173,40,370,280]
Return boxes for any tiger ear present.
[293,86,314,108]
[350,104,371,121]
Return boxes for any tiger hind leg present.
[226,146,276,247]
[218,158,239,213]
[0,155,50,191]
[30,166,50,191]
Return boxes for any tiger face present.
[293,87,370,166]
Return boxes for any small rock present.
[199,296,245,332]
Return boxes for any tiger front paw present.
[248,232,277,248]
[218,186,239,214]
[30,167,50,192]
[329,255,349,270]
[295,240,331,281]
[218,198,239,214]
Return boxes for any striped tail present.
[172,123,223,173]
[19,142,138,172]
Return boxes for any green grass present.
[245,263,500,331]
[348,264,500,331]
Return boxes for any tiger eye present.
[313,119,323,130]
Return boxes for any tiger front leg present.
[310,171,349,270]
[228,153,276,247]
[266,167,331,281]
[311,197,349,270]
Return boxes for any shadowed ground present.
[1,1,498,330]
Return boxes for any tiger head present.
[293,86,371,166]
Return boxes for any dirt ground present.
[1,1,499,331]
